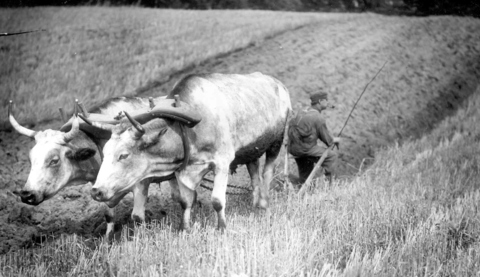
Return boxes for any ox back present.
[167,72,292,170]
[89,96,151,116]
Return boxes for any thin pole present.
[337,60,388,137]
[301,60,388,189]
[0,29,45,37]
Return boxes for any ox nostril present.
[17,190,36,204]
[91,188,103,200]
[19,190,32,198]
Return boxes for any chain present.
[200,177,252,195]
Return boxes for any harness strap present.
[178,122,191,171]
[149,121,190,183]
[149,173,176,183]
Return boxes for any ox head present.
[9,101,99,205]
[90,98,201,202]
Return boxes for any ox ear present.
[66,148,96,161]
[157,127,168,137]
[138,128,168,151]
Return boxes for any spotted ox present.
[8,96,167,239]
[89,72,292,230]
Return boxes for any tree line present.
[2,0,479,17]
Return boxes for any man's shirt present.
[287,109,333,157]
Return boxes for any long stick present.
[302,61,388,188]
[0,29,45,37]
[337,60,388,137]
[298,144,335,195]
[302,144,335,187]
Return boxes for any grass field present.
[0,7,336,128]
[2,7,480,276]
[2,85,480,276]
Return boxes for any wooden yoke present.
[130,98,201,128]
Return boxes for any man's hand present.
[333,137,341,149]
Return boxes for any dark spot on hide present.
[105,212,114,223]
[211,198,223,212]
[66,148,96,161]
[179,199,188,210]
[229,122,285,171]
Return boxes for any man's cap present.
[310,92,328,104]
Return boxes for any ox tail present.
[272,77,294,190]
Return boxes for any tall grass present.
[0,7,338,127]
[2,86,480,276]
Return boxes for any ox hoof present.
[131,214,145,225]
[253,197,268,209]
[216,224,226,233]
[179,222,191,233]
[180,227,193,234]
[258,198,268,209]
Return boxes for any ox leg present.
[131,180,150,224]
[211,166,229,230]
[169,179,181,203]
[169,178,198,207]
[103,190,129,241]
[105,205,115,242]
[246,159,265,208]
[175,179,197,232]
[261,140,282,208]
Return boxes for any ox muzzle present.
[14,189,43,206]
[90,187,110,202]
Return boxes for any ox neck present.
[72,157,101,185]
[68,133,102,186]
[177,121,191,171]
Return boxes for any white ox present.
[90,72,292,230]
[8,96,167,239]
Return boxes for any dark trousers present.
[294,150,337,183]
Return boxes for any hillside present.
[0,9,480,271]
[0,7,332,128]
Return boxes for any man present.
[287,92,340,185]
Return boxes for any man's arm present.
[316,117,334,147]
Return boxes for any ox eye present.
[118,154,129,161]
[49,158,60,166]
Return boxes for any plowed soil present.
[1,13,480,254]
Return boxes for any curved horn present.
[124,111,145,139]
[63,115,80,143]
[58,108,67,123]
[78,113,115,132]
[8,100,37,138]
[76,100,90,118]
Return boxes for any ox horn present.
[76,100,90,118]
[63,115,80,143]
[124,111,145,139]
[8,100,37,138]
[78,114,115,132]
[58,108,67,123]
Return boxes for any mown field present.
[1,7,480,277]
[2,87,480,276]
